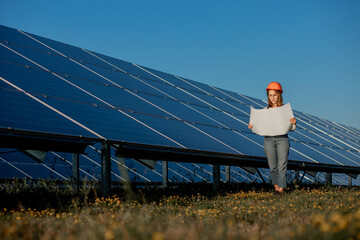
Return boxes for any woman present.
[248,82,296,193]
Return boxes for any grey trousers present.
[264,135,289,188]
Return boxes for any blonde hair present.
[267,90,283,108]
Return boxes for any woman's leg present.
[276,136,290,190]
[264,137,278,188]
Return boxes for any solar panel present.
[1,24,360,187]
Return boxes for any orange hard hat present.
[266,82,283,93]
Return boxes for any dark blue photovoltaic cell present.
[1,25,360,185]
[135,66,259,112]
[1,53,204,148]
[316,172,357,186]
[12,32,298,159]
[321,121,360,148]
[0,85,94,137]
[0,153,66,180]
[62,52,270,155]
[47,152,100,180]
[122,159,161,182]
[1,30,262,154]
[139,67,260,109]
[63,51,252,118]
[3,35,245,152]
[143,70,355,154]
[334,173,360,185]
[132,66,360,165]
[295,111,360,151]
[300,111,360,143]
[0,162,28,178]
[288,141,356,166]
[0,150,35,178]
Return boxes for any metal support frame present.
[116,142,360,176]
[325,172,332,185]
[349,176,352,188]
[256,169,266,183]
[225,166,230,183]
[242,167,258,175]
[4,126,360,189]
[117,155,130,182]
[347,174,357,188]
[135,159,157,169]
[0,128,93,153]
[294,170,300,183]
[306,171,318,178]
[101,142,111,196]
[299,171,306,183]
[72,153,80,194]
[22,150,47,163]
[162,160,168,188]
[347,173,358,179]
[213,164,220,191]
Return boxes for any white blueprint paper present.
[250,103,294,136]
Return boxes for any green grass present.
[1,180,360,240]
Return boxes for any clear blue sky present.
[1,0,360,129]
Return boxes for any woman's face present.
[268,90,280,107]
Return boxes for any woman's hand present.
[248,123,253,129]
[290,117,296,125]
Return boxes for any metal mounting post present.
[162,161,168,188]
[213,164,220,191]
[225,166,230,183]
[349,175,352,188]
[101,141,111,196]
[325,172,332,185]
[72,153,79,195]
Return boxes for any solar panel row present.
[1,24,360,186]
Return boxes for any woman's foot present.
[274,186,285,195]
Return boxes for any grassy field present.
[1,180,360,240]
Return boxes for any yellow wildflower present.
[152,232,164,240]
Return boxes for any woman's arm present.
[290,117,296,131]
[290,117,296,125]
